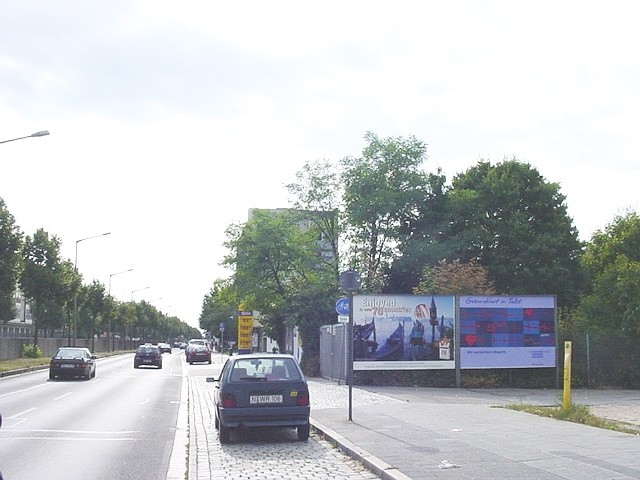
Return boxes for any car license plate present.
[62,364,74,368]
[250,394,283,404]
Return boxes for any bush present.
[22,344,43,358]
[301,355,320,377]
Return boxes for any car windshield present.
[229,357,301,382]
[55,348,87,358]
[137,346,159,354]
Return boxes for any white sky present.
[2,1,639,328]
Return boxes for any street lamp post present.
[131,287,150,301]
[108,268,133,352]
[0,130,50,144]
[73,232,111,344]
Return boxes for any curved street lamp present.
[72,232,112,344]
[131,286,150,301]
[0,130,50,144]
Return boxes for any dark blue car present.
[211,353,310,443]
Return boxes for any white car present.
[187,339,207,349]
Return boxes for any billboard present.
[458,295,556,369]
[352,294,456,371]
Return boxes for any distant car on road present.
[158,343,172,354]
[134,344,163,369]
[211,353,310,443]
[49,346,97,380]
[187,345,212,364]
[187,339,207,350]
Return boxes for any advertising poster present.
[352,294,455,371]
[459,295,556,369]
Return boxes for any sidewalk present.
[308,380,640,479]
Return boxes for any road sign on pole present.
[335,297,350,315]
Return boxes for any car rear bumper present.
[134,360,161,367]
[50,367,90,377]
[219,406,310,429]
[189,356,211,362]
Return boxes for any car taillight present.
[296,392,310,406]
[221,393,236,408]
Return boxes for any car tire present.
[158,364,163,369]
[49,371,55,380]
[297,424,310,442]
[134,364,139,369]
[219,423,231,444]
[214,411,219,430]
[84,370,91,380]
[91,369,96,378]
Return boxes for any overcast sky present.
[2,1,639,328]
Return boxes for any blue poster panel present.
[352,294,456,371]
[459,295,556,369]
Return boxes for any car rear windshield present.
[55,348,87,358]
[137,346,159,354]
[229,358,301,382]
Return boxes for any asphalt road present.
[0,351,183,480]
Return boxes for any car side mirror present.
[206,376,218,383]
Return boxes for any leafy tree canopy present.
[223,209,323,349]
[341,132,429,291]
[0,197,23,321]
[445,158,583,307]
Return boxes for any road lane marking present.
[2,429,137,435]
[8,407,37,419]
[0,382,49,399]
[54,392,74,401]
[2,435,137,442]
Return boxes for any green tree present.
[574,212,640,386]
[341,132,429,291]
[580,210,640,288]
[78,280,107,349]
[0,198,23,322]
[445,159,583,308]
[19,229,76,345]
[387,167,449,292]
[199,278,239,343]
[223,209,322,352]
[577,212,640,336]
[287,159,343,282]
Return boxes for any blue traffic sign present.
[335,297,350,315]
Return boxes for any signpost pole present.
[339,270,360,423]
[347,290,354,421]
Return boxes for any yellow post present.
[562,341,572,410]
